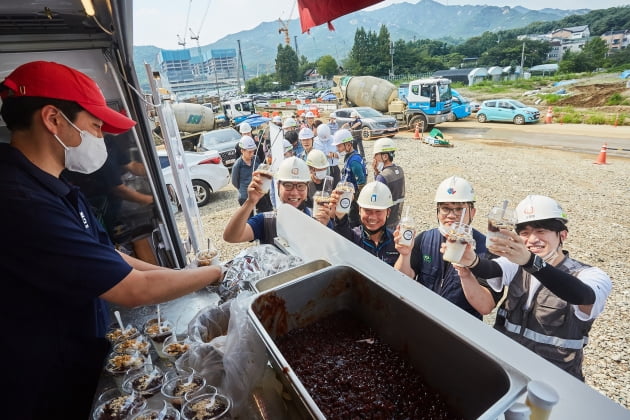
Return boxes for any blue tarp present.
[322,93,337,101]
[240,114,271,128]
[620,70,630,79]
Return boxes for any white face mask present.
[54,112,108,174]
[376,162,385,172]
[338,151,347,158]
[315,170,327,180]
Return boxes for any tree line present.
[245,6,630,93]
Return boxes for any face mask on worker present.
[338,151,347,158]
[315,170,327,180]
[53,111,107,174]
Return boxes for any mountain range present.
[133,0,589,88]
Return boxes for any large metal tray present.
[250,259,331,292]
[248,265,529,420]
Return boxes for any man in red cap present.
[0,61,223,418]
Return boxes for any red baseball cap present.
[0,61,135,134]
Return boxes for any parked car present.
[470,101,481,113]
[477,99,540,125]
[334,107,399,139]
[448,89,472,121]
[197,127,241,167]
[158,150,230,207]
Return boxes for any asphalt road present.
[432,119,630,159]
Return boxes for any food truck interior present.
[0,0,188,268]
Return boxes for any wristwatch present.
[523,254,546,274]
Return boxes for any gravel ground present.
[175,128,630,409]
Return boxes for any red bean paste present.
[276,310,463,419]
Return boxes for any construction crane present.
[278,18,290,45]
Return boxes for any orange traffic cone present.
[614,114,619,127]
[593,143,608,165]
[413,123,421,140]
[545,106,553,124]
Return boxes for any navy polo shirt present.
[0,143,133,417]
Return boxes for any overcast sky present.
[133,0,628,49]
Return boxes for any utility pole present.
[389,41,395,78]
[294,35,299,58]
[237,39,246,92]
[520,42,525,78]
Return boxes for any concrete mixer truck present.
[332,75,453,132]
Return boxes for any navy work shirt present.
[0,143,133,418]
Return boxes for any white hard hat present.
[351,110,359,118]
[239,122,252,134]
[434,176,475,202]
[299,127,314,140]
[239,135,256,150]
[329,112,336,119]
[357,181,393,210]
[516,195,568,224]
[282,117,297,129]
[272,115,282,123]
[332,128,354,146]
[373,137,396,154]
[317,124,331,140]
[305,111,315,118]
[275,156,310,182]
[282,139,293,153]
[306,149,328,169]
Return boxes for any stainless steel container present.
[248,265,529,420]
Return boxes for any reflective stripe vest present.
[494,254,592,380]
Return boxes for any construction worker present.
[297,127,314,161]
[304,110,316,129]
[458,195,612,380]
[372,137,405,231]
[231,136,272,214]
[332,128,367,228]
[327,112,339,135]
[283,117,303,158]
[313,124,341,187]
[271,115,283,127]
[304,149,334,209]
[394,176,503,319]
[223,157,333,245]
[282,139,294,157]
[347,110,365,158]
[333,181,399,266]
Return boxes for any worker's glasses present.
[281,182,307,191]
[438,205,467,216]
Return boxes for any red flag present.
[297,0,384,33]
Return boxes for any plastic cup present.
[525,380,559,420]
[106,323,140,344]
[257,163,274,194]
[114,334,151,357]
[181,393,231,420]
[161,373,206,409]
[443,222,474,264]
[312,191,332,218]
[486,205,517,248]
[335,181,355,214]
[398,216,415,246]
[122,365,165,399]
[93,390,147,420]
[162,334,191,362]
[131,404,181,420]
[144,318,174,359]
[104,351,148,390]
[196,248,219,266]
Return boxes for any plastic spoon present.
[114,310,125,333]
[500,199,508,220]
[457,207,467,232]
[158,401,169,419]
[157,304,162,333]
